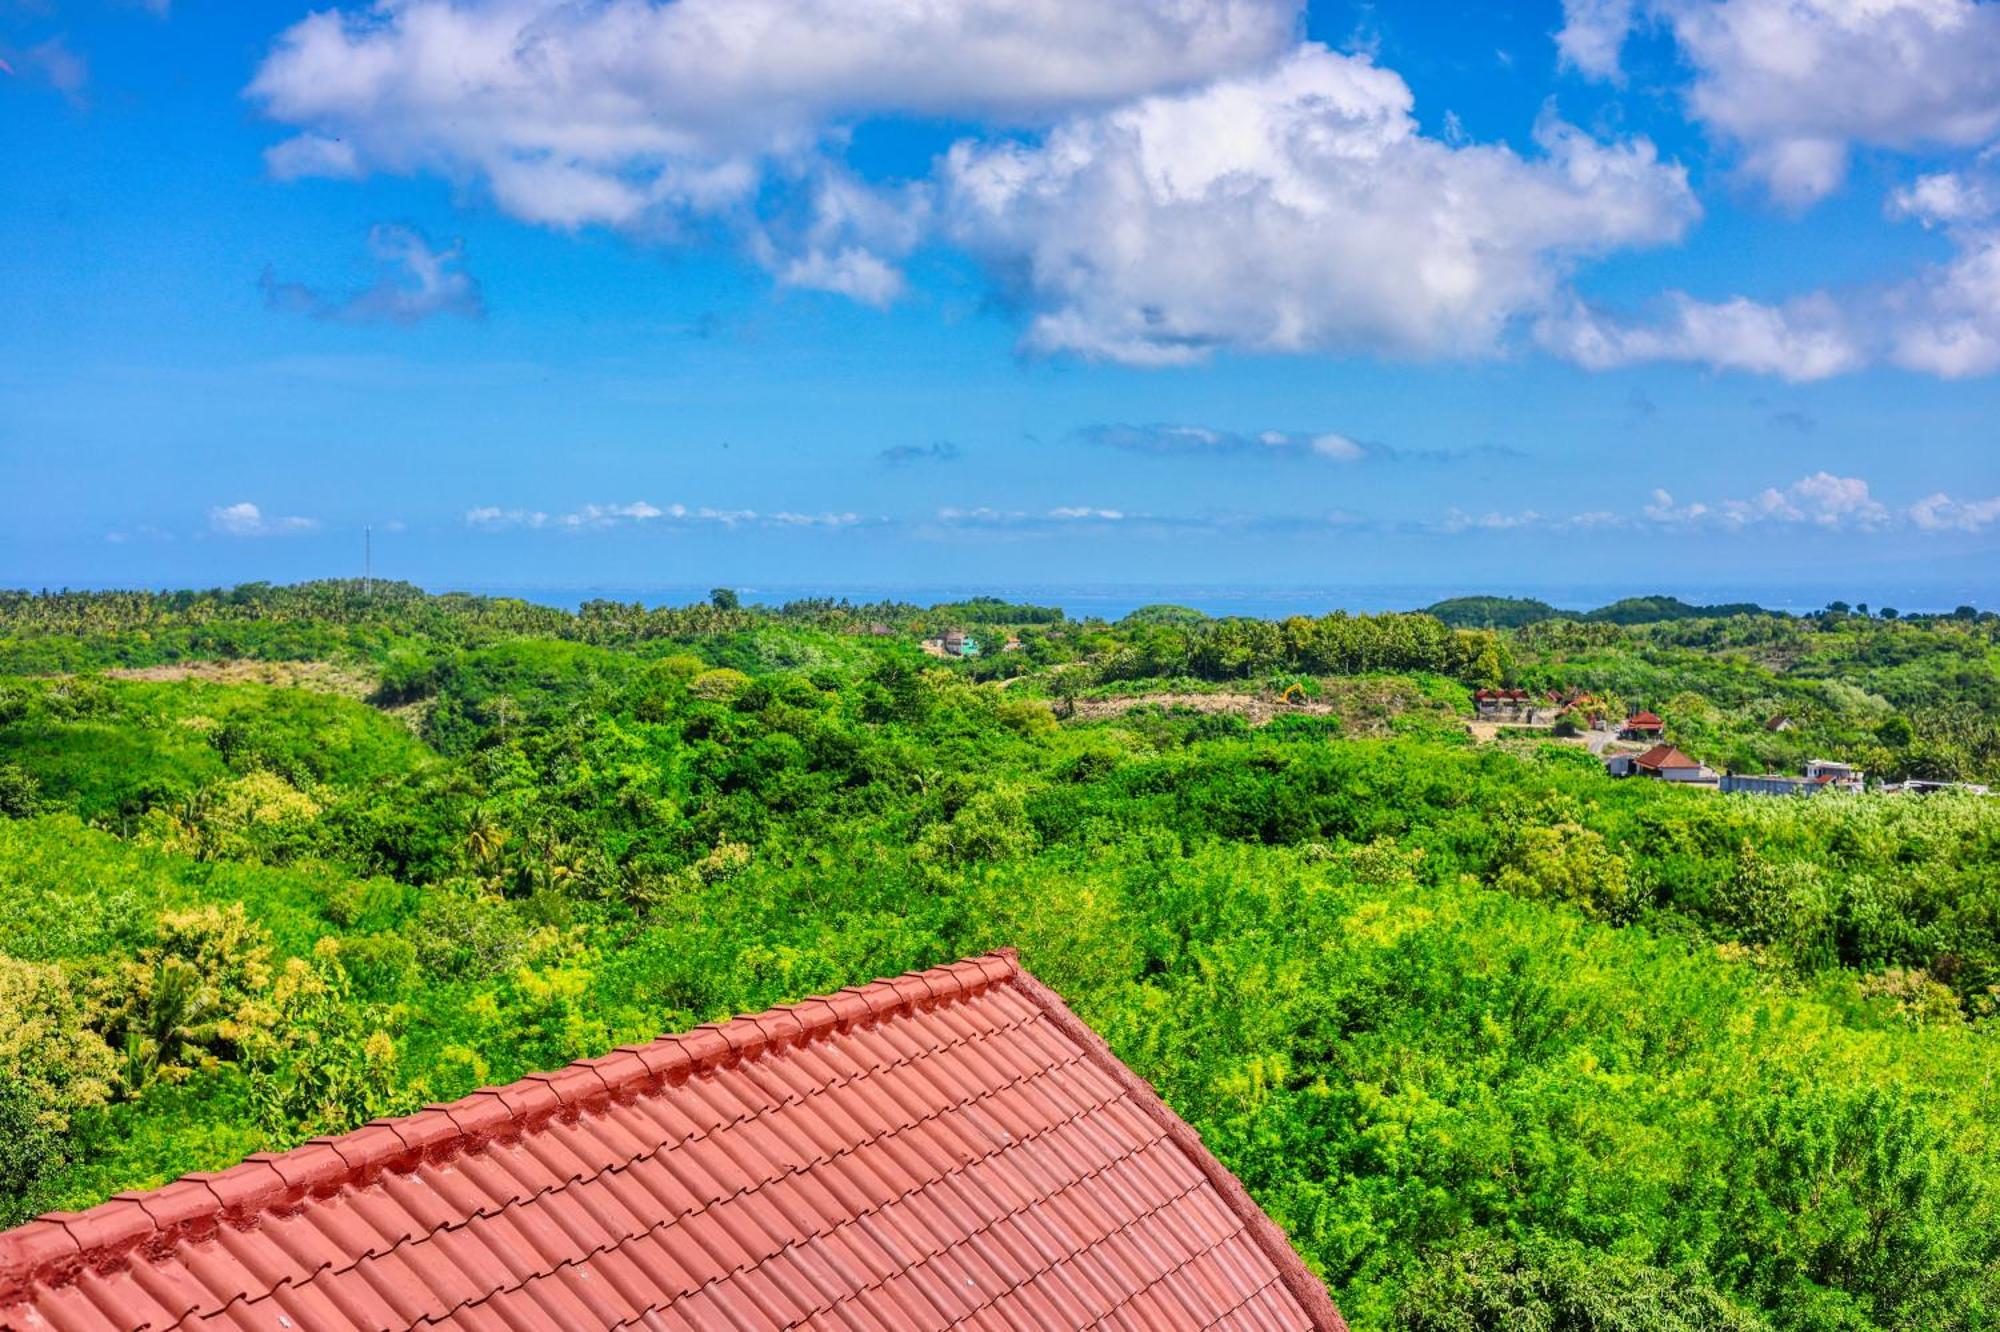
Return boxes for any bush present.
[0,955,117,1199]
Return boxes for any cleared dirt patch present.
[101,659,376,698]
[1068,692,1336,725]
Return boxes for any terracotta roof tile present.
[0,952,1343,1331]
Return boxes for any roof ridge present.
[0,950,1021,1306]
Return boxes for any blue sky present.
[2,0,1997,606]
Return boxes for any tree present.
[709,588,740,612]
[0,763,39,819]
[0,955,117,1198]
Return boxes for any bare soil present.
[101,659,377,697]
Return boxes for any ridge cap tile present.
[388,1108,467,1160]
[677,1026,735,1073]
[253,1143,352,1197]
[824,990,874,1029]
[435,1092,518,1145]
[576,1050,655,1097]
[715,1015,771,1063]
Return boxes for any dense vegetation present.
[2,582,1998,1330]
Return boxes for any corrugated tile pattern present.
[0,952,1335,1332]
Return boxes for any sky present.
[2,0,1998,608]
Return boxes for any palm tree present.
[120,957,223,1094]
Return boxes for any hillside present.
[2,584,1999,1330]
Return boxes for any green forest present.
[3,582,1999,1330]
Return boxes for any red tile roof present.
[1634,743,1702,771]
[0,951,1343,1332]
[1625,712,1664,728]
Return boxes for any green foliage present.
[3,584,2000,1330]
[0,955,117,1197]
[1425,596,1565,629]
[1394,1235,1772,1331]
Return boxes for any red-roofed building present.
[1621,711,1665,738]
[0,952,1345,1332]
[1473,688,1534,716]
[1632,744,1714,782]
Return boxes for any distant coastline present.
[451,581,1991,621]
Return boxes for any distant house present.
[1002,636,1024,652]
[1882,779,1993,796]
[1631,743,1715,783]
[1724,760,1865,797]
[1764,715,1794,732]
[1604,753,1637,777]
[1804,758,1864,791]
[1621,711,1665,738]
[921,629,983,659]
[1474,687,1533,714]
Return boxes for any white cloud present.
[1079,423,1374,461]
[1442,508,1544,532]
[1560,0,2000,207]
[1909,491,2000,531]
[262,224,483,325]
[559,501,665,529]
[209,502,320,537]
[769,510,863,526]
[1542,217,2000,380]
[1078,421,1521,463]
[1540,290,1864,381]
[249,0,1295,238]
[1308,433,1368,462]
[465,506,548,530]
[467,500,863,531]
[1049,506,1125,520]
[1890,166,1998,227]
[1556,0,1638,79]
[942,45,1697,365]
[1644,473,1891,529]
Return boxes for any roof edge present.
[0,949,1022,1306]
[1002,966,1348,1332]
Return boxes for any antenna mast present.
[363,526,372,599]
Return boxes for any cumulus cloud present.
[1644,474,1892,529]
[209,502,319,537]
[249,0,1294,237]
[1540,291,1865,381]
[1891,164,1999,227]
[942,46,1696,365]
[1560,0,2000,207]
[262,224,484,325]
[1542,155,2000,380]
[1908,491,2000,531]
